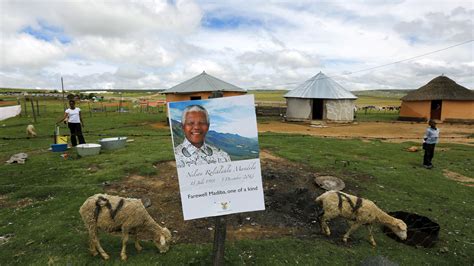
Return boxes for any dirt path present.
[104,151,363,244]
[258,121,474,144]
[153,120,473,144]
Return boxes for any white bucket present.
[76,143,101,156]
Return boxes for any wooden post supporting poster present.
[213,216,227,266]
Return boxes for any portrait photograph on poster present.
[168,95,265,220]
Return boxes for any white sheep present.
[79,193,172,261]
[26,124,36,137]
[315,191,407,247]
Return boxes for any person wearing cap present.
[174,105,231,168]
[422,120,439,169]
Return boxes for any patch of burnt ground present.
[104,151,358,244]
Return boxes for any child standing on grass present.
[423,120,439,169]
[57,100,86,147]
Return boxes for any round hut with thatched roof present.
[399,75,474,122]
[284,72,357,122]
[162,71,246,102]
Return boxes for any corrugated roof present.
[401,75,474,101]
[162,71,246,94]
[284,72,357,99]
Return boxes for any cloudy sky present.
[1,0,473,91]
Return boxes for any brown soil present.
[0,195,35,209]
[104,150,359,244]
[443,170,474,186]
[0,101,17,106]
[151,120,474,145]
[259,121,474,144]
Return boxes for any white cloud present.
[0,0,472,90]
[1,34,65,69]
[211,116,258,138]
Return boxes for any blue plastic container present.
[51,144,67,152]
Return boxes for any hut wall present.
[442,100,474,120]
[399,101,430,119]
[325,99,355,121]
[165,91,246,102]
[285,98,311,121]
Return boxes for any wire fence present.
[1,96,167,119]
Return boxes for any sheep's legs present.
[87,227,109,260]
[134,235,143,252]
[343,222,361,243]
[320,210,339,236]
[89,237,98,256]
[121,229,129,261]
[87,230,98,256]
[319,217,331,236]
[93,236,109,260]
[367,225,377,247]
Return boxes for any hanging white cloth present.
[0,105,21,121]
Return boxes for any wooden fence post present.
[29,97,37,123]
[17,98,22,117]
[88,101,92,117]
[23,96,28,116]
[35,98,40,116]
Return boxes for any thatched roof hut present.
[399,75,474,122]
[401,76,474,101]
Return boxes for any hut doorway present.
[312,99,324,120]
[430,100,442,120]
[190,96,202,100]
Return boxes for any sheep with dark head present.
[79,194,171,260]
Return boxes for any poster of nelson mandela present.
[168,95,264,220]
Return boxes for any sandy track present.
[257,121,474,144]
[152,120,473,144]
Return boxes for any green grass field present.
[248,90,404,106]
[0,97,473,265]
[2,89,404,110]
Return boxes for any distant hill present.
[353,89,412,98]
[170,119,259,160]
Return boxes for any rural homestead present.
[0,1,473,265]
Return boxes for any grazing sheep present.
[315,191,407,247]
[79,194,171,261]
[26,124,36,137]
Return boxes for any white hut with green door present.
[284,72,357,122]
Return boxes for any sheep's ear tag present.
[160,235,166,246]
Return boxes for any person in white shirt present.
[57,100,86,146]
[422,120,439,169]
[174,105,231,168]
